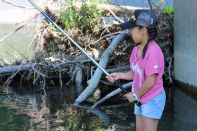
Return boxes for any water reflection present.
[0,84,197,131]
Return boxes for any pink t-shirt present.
[130,40,164,104]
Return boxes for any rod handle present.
[134,100,142,106]
[114,81,128,94]
[114,81,141,106]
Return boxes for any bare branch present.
[105,7,124,23]
[90,31,123,45]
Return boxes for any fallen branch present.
[90,31,123,45]
[74,31,129,104]
[2,62,36,87]
[91,82,132,108]
[0,62,35,75]
[0,60,77,86]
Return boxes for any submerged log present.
[74,31,129,105]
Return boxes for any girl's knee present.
[142,116,159,131]
[136,115,143,131]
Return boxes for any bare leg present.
[142,116,159,131]
[136,115,143,131]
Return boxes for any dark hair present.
[135,26,157,58]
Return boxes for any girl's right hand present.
[106,72,121,83]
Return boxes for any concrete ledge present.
[175,80,197,101]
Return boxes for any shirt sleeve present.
[144,47,163,77]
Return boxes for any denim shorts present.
[134,91,166,119]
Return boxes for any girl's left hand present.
[124,92,134,102]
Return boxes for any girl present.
[106,11,166,131]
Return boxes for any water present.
[0,83,196,131]
[0,24,35,63]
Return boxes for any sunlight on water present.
[0,24,35,63]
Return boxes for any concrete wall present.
[174,0,197,87]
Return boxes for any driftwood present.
[91,82,133,108]
[0,60,78,88]
[74,31,129,105]
[0,63,35,75]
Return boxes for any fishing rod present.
[27,0,141,106]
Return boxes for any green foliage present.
[162,6,174,15]
[60,0,105,30]
[162,6,174,20]
[60,5,79,29]
[89,0,106,5]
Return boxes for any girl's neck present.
[138,36,149,56]
[140,36,149,47]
